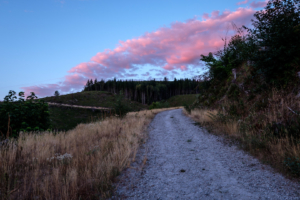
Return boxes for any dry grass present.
[184,89,300,177]
[183,109,238,136]
[0,107,181,200]
[187,109,218,124]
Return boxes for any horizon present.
[0,0,267,99]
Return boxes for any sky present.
[0,0,268,99]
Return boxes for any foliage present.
[83,78,199,105]
[54,90,60,97]
[48,106,107,131]
[114,91,131,117]
[191,0,300,178]
[166,94,197,107]
[149,101,170,110]
[200,26,253,82]
[243,0,300,85]
[0,90,50,138]
[184,103,192,114]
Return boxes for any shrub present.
[0,90,50,138]
[54,90,60,97]
[113,92,131,117]
[149,101,170,110]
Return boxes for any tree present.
[54,90,60,97]
[0,91,50,138]
[243,0,300,85]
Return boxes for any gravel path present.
[111,109,300,200]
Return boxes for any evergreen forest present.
[83,77,199,105]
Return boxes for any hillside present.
[41,91,148,110]
[166,94,197,107]
[41,91,148,131]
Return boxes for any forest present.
[83,77,199,104]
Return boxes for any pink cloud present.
[250,0,267,8]
[202,13,210,20]
[237,0,250,5]
[22,6,257,97]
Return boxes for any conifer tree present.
[243,0,300,85]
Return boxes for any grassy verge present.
[0,107,180,200]
[183,90,300,179]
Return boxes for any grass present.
[0,107,180,200]
[48,106,108,131]
[41,91,148,131]
[166,94,197,107]
[41,91,148,111]
[184,89,300,178]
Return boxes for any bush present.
[54,90,60,97]
[0,90,50,138]
[149,101,170,110]
[114,92,131,117]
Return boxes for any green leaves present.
[247,0,300,85]
[0,90,50,138]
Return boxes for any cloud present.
[22,6,257,97]
[237,0,250,5]
[124,73,138,77]
[236,0,267,8]
[142,72,150,76]
[250,0,267,8]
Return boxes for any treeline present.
[83,78,199,104]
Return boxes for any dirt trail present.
[111,109,300,200]
[46,102,111,110]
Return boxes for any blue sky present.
[0,0,267,99]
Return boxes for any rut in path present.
[111,109,300,200]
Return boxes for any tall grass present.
[0,107,180,199]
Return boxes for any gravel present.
[110,109,300,200]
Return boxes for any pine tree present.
[54,90,60,97]
[243,0,300,85]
